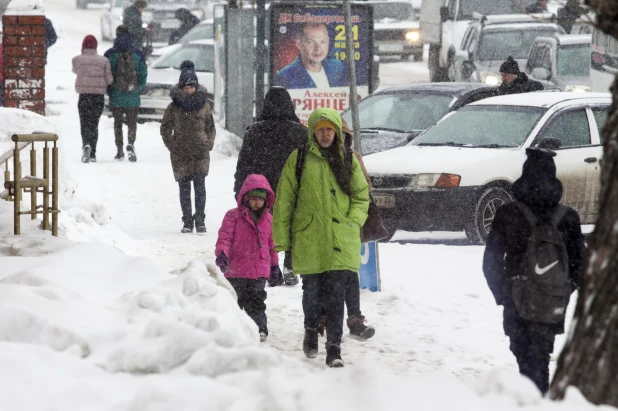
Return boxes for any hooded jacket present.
[168,8,201,45]
[72,48,114,95]
[216,174,278,280]
[483,148,584,333]
[160,85,216,180]
[233,87,307,198]
[106,34,148,107]
[272,108,370,275]
[496,72,544,96]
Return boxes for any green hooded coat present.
[273,108,370,275]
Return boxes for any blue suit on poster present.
[272,56,349,89]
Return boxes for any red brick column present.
[2,15,46,116]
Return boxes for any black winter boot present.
[303,329,319,359]
[326,345,344,368]
[347,314,375,340]
[181,216,194,233]
[114,147,124,161]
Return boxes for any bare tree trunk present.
[550,1,618,405]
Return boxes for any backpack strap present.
[345,149,353,176]
[514,201,537,227]
[295,143,307,188]
[551,204,568,227]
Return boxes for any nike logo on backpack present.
[535,261,558,275]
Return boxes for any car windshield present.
[479,29,561,60]
[152,45,214,72]
[558,44,590,76]
[372,2,414,20]
[411,105,546,147]
[181,24,214,42]
[341,92,454,134]
[459,0,537,19]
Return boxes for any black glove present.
[269,265,283,287]
[216,253,228,273]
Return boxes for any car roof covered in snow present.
[375,82,493,96]
[470,92,611,108]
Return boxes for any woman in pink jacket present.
[215,174,279,342]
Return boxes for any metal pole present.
[14,144,21,235]
[43,144,49,230]
[344,0,362,155]
[52,145,58,237]
[255,0,266,119]
[30,144,37,220]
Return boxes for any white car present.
[363,92,610,243]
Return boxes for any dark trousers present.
[78,94,104,156]
[302,271,348,347]
[228,278,268,334]
[178,173,206,226]
[344,271,361,317]
[111,106,138,148]
[283,250,293,271]
[504,308,557,394]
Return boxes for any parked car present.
[101,0,207,43]
[363,92,610,243]
[452,13,564,85]
[104,40,215,122]
[525,34,592,92]
[341,83,495,155]
[149,19,214,61]
[369,0,423,61]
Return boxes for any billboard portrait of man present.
[272,22,349,89]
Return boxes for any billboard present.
[269,3,373,125]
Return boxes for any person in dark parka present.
[44,18,57,64]
[124,0,148,50]
[496,56,544,96]
[483,148,585,395]
[233,87,307,286]
[168,8,201,45]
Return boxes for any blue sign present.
[359,241,381,292]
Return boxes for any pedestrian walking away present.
[124,0,148,51]
[160,60,215,233]
[495,56,544,96]
[273,108,370,368]
[72,35,114,163]
[106,31,148,161]
[483,148,584,395]
[216,174,278,342]
[233,86,307,286]
[168,8,201,45]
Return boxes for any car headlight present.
[142,11,154,23]
[407,173,461,188]
[191,9,204,19]
[565,84,591,93]
[480,72,502,86]
[405,30,420,42]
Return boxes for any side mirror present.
[537,138,561,150]
[440,6,450,22]
[531,67,550,80]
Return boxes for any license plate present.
[160,20,181,29]
[378,44,404,52]
[373,194,395,208]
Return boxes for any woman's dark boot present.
[347,314,375,340]
[326,344,344,368]
[303,329,319,358]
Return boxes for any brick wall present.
[2,15,46,116]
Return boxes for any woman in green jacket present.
[273,108,369,368]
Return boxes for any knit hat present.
[521,147,557,179]
[499,56,520,75]
[82,35,98,49]
[245,189,268,199]
[116,24,130,35]
[313,119,336,133]
[178,60,199,87]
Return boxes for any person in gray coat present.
[72,35,114,163]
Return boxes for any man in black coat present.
[168,8,201,45]
[496,56,544,96]
[233,86,307,286]
[483,148,585,395]
[124,0,148,50]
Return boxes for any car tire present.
[465,187,512,245]
[447,58,456,82]
[428,45,448,82]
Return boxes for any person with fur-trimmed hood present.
[160,60,216,234]
[215,174,278,342]
[273,108,370,368]
[483,148,584,394]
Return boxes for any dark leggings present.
[178,174,206,225]
[302,271,348,347]
[78,94,104,155]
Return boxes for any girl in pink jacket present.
[215,174,279,342]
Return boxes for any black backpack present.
[511,201,571,323]
[115,52,138,93]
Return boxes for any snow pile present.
[5,0,43,14]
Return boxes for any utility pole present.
[343,0,362,154]
[255,0,266,118]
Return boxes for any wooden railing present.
[2,133,60,236]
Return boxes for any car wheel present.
[447,57,457,82]
[428,45,448,82]
[413,52,423,62]
[465,187,512,244]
